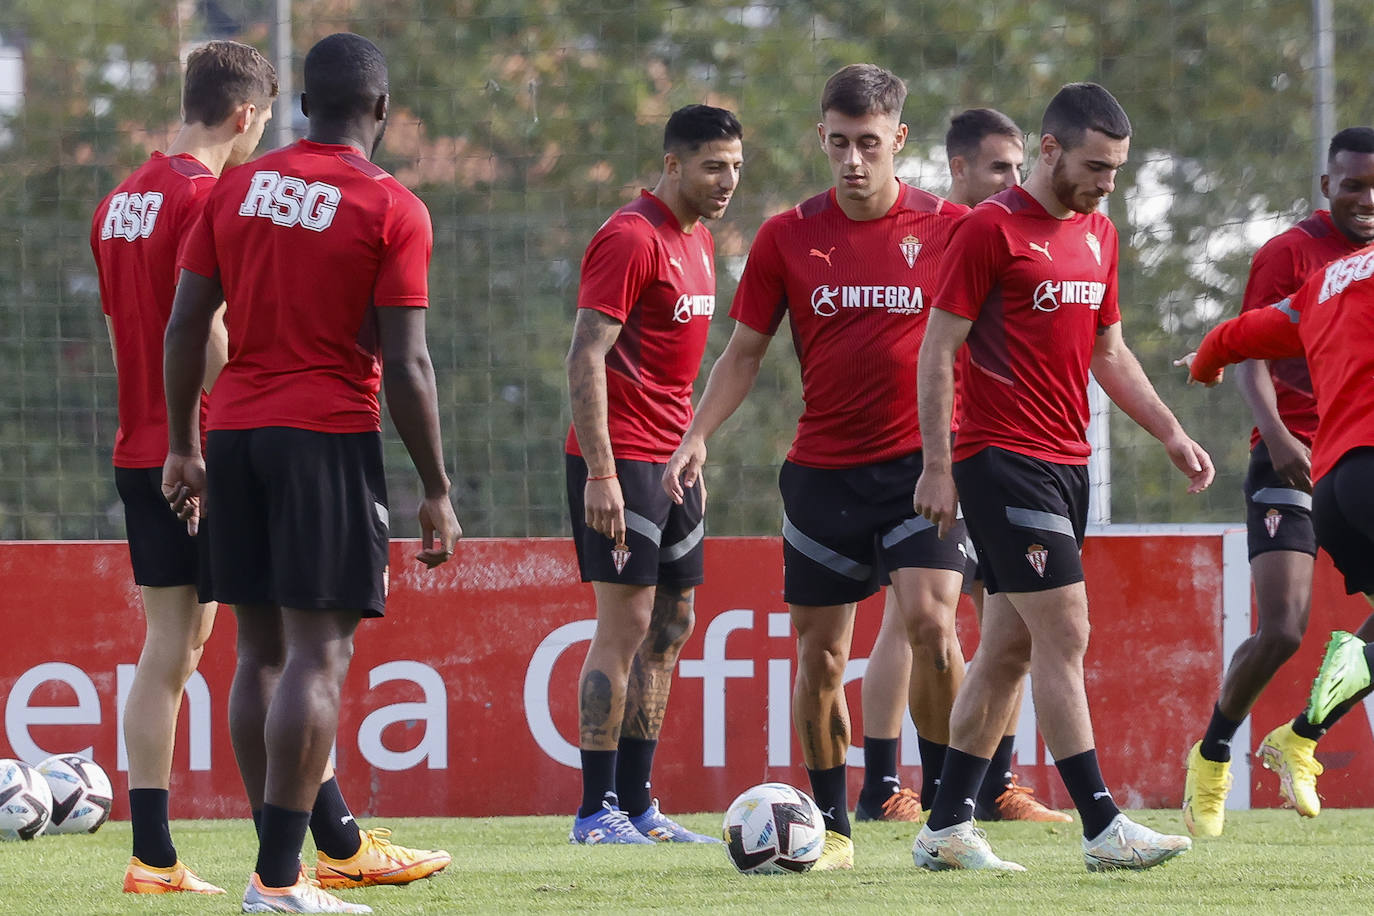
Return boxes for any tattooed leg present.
[622,586,695,741]
[579,581,656,750]
[790,602,857,769]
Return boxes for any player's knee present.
[798,637,848,685]
[1254,624,1303,662]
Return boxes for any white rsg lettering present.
[238,170,342,231]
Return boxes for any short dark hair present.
[946,108,1023,161]
[1040,82,1131,151]
[182,40,277,127]
[663,104,743,155]
[820,64,906,119]
[303,33,389,122]
[1329,127,1374,160]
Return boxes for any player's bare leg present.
[1187,551,1311,835]
[965,584,1070,823]
[228,603,285,812]
[614,584,714,842]
[891,568,965,817]
[857,590,917,819]
[121,585,224,894]
[792,601,857,869]
[570,582,657,844]
[252,607,362,890]
[1221,551,1314,719]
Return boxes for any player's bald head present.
[303,33,388,122]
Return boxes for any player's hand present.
[1165,433,1215,494]
[585,476,626,543]
[913,467,960,539]
[415,493,461,568]
[1265,429,1313,491]
[1174,352,1222,387]
[662,436,707,505]
[161,452,206,536]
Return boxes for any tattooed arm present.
[566,308,626,542]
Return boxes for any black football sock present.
[917,736,948,810]
[614,737,658,818]
[1056,749,1121,839]
[255,804,310,888]
[806,764,851,837]
[1200,704,1243,762]
[129,788,176,868]
[1291,711,1325,741]
[578,749,618,818]
[976,735,1016,812]
[310,777,362,860]
[252,807,262,839]
[857,736,900,812]
[925,748,989,831]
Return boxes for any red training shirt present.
[1192,243,1374,483]
[91,152,215,467]
[1239,210,1362,448]
[934,186,1121,465]
[180,140,432,434]
[565,191,717,462]
[730,184,967,468]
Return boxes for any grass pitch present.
[1,810,1373,914]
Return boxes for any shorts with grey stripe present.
[779,454,967,607]
[1243,439,1317,559]
[566,453,705,587]
[953,446,1088,596]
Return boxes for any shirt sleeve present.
[576,216,658,323]
[932,209,1012,320]
[729,218,788,335]
[90,202,109,315]
[374,188,433,308]
[177,200,220,280]
[1192,293,1307,383]
[1241,235,1301,314]
[1097,221,1122,328]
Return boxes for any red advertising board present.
[1,534,1368,820]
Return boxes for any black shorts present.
[1312,448,1374,596]
[115,466,211,597]
[1244,440,1318,559]
[960,540,982,596]
[954,447,1088,595]
[780,454,968,607]
[205,428,389,617]
[566,454,705,588]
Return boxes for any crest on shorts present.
[900,234,922,268]
[1085,232,1102,265]
[1026,543,1048,578]
[1264,508,1282,538]
[611,539,631,574]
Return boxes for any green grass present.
[2,810,1373,913]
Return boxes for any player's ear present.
[233,101,256,135]
[1039,132,1060,164]
[299,93,310,118]
[375,93,389,123]
[663,149,680,178]
[893,122,908,152]
[949,155,966,183]
[816,122,826,148]
[1320,173,1331,201]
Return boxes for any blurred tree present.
[2,0,1370,537]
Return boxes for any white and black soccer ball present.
[36,754,113,835]
[722,782,826,874]
[0,759,53,841]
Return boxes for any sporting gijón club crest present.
[1026,543,1048,577]
[1264,508,1281,538]
[611,539,631,574]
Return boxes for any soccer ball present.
[36,754,113,835]
[0,759,53,841]
[722,782,826,874]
